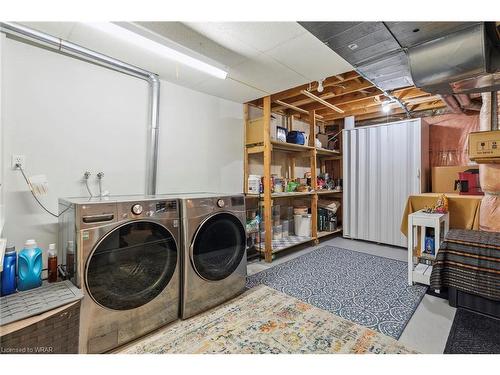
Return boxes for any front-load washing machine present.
[175,193,247,319]
[58,195,180,353]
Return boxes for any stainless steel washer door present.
[191,213,246,281]
[86,220,177,310]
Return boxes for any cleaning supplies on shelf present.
[247,175,261,194]
[1,245,17,296]
[18,239,43,291]
[47,243,58,283]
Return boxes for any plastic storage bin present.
[294,214,312,237]
[273,225,283,240]
[281,220,290,237]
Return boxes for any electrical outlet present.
[11,154,26,170]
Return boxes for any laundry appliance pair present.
[58,193,247,353]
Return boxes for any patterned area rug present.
[122,285,416,354]
[444,308,500,354]
[246,246,427,339]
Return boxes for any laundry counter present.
[400,193,482,237]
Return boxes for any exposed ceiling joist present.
[246,69,449,123]
[300,90,345,113]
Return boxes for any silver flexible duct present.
[0,22,161,195]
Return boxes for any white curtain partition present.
[343,119,429,247]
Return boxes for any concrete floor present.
[247,236,456,354]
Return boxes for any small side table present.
[407,210,449,286]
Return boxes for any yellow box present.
[468,130,500,163]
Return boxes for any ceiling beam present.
[270,71,361,103]
[273,80,374,111]
[300,90,345,113]
[321,100,446,121]
[298,87,382,112]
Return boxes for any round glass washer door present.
[191,212,246,281]
[86,220,177,311]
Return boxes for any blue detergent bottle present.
[18,239,43,291]
[1,245,17,296]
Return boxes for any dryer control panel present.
[118,200,179,220]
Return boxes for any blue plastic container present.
[1,246,17,296]
[18,239,43,291]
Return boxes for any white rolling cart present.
[407,210,449,286]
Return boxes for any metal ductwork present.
[0,22,161,195]
[408,23,500,95]
[300,21,500,96]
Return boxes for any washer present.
[174,193,247,319]
[58,195,180,353]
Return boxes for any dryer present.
[174,193,247,319]
[58,195,180,353]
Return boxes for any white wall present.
[1,36,243,254]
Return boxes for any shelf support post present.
[263,96,273,262]
[309,110,319,242]
[243,103,249,194]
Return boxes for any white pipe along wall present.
[0,33,243,257]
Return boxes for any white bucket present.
[294,214,311,237]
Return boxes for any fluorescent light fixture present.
[84,22,228,79]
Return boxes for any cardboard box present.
[245,117,277,145]
[431,166,470,193]
[468,130,500,163]
[316,133,329,149]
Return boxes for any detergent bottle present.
[1,245,17,296]
[18,239,43,291]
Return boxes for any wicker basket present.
[0,301,80,354]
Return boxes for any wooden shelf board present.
[271,141,314,153]
[315,190,343,195]
[316,148,341,156]
[317,228,343,238]
[247,141,314,154]
[245,192,315,199]
[256,235,313,254]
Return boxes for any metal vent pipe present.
[0,22,160,195]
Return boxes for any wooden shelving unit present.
[243,96,343,263]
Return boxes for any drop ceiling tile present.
[195,76,268,103]
[185,22,307,54]
[182,22,263,61]
[265,32,353,81]
[136,22,249,68]
[229,52,308,94]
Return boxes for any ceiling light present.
[317,79,324,93]
[84,22,228,80]
[382,103,391,113]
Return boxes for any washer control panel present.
[118,200,179,220]
[131,204,143,215]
